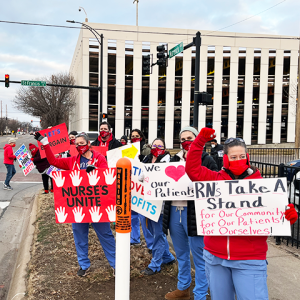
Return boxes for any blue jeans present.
[148,214,175,272]
[169,206,208,300]
[204,250,269,300]
[131,211,141,244]
[5,164,16,186]
[72,222,116,270]
[139,214,154,250]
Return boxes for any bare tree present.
[0,118,6,135]
[8,119,21,133]
[13,72,76,129]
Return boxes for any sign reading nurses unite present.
[53,169,116,223]
[194,178,291,236]
[38,123,70,158]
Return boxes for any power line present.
[0,18,298,40]
[206,0,287,35]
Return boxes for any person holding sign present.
[91,121,122,150]
[186,128,298,300]
[29,143,53,194]
[163,126,218,300]
[130,129,151,162]
[34,131,116,277]
[3,138,17,190]
[140,138,176,275]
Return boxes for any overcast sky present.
[0,0,299,124]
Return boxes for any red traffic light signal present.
[5,74,9,88]
[102,113,107,119]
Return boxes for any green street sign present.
[21,80,46,87]
[169,42,183,59]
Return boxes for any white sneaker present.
[3,184,8,190]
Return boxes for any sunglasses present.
[152,145,164,149]
[224,137,245,145]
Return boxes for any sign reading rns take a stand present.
[21,80,46,87]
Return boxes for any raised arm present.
[186,128,219,182]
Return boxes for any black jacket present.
[91,134,122,150]
[33,150,50,173]
[210,143,223,156]
[162,150,218,237]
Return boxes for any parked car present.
[285,159,300,208]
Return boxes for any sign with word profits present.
[143,162,194,201]
[169,42,183,59]
[38,123,70,158]
[15,144,35,176]
[107,142,140,168]
[21,80,46,87]
[194,178,291,236]
[53,169,116,224]
[130,159,162,222]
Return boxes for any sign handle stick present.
[115,158,132,300]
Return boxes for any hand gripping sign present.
[53,168,116,223]
[37,123,70,158]
[115,158,132,233]
[194,178,291,236]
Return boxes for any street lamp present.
[78,6,88,22]
[67,20,104,126]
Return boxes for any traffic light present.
[31,120,33,123]
[5,74,9,88]
[195,92,213,105]
[157,44,168,67]
[142,55,151,75]
[102,113,107,119]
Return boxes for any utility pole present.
[6,104,8,135]
[193,31,201,128]
[133,0,139,26]
[295,38,300,150]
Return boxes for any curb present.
[6,192,38,300]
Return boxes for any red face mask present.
[181,140,193,151]
[11,143,16,147]
[30,148,38,157]
[121,141,127,145]
[100,131,110,138]
[70,139,75,145]
[131,138,141,143]
[151,148,165,157]
[228,159,248,175]
[76,144,89,155]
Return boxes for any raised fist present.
[199,127,216,142]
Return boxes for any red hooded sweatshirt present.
[3,144,16,165]
[186,135,268,261]
[43,144,107,170]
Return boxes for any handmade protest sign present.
[143,162,194,201]
[70,145,107,157]
[45,165,61,178]
[53,169,116,223]
[130,159,162,221]
[38,123,70,158]
[15,144,35,176]
[194,178,291,236]
[107,142,140,168]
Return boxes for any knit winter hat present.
[179,126,199,138]
[8,138,16,144]
[29,143,38,156]
[120,135,128,143]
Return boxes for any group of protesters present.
[3,121,298,300]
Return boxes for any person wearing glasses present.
[129,129,153,250]
[163,126,218,300]
[91,121,122,150]
[34,131,116,277]
[185,128,298,300]
[139,138,176,275]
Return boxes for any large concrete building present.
[69,23,299,148]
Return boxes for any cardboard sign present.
[143,162,194,201]
[38,123,70,158]
[107,142,140,168]
[130,159,162,222]
[193,178,291,236]
[70,145,107,157]
[45,165,62,178]
[15,144,35,176]
[53,169,116,223]
[116,159,131,233]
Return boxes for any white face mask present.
[211,144,216,148]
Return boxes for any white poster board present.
[130,159,162,222]
[45,165,62,178]
[107,142,140,168]
[193,178,291,236]
[15,144,35,176]
[143,162,194,201]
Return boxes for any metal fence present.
[250,161,300,248]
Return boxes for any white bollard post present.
[115,158,132,300]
